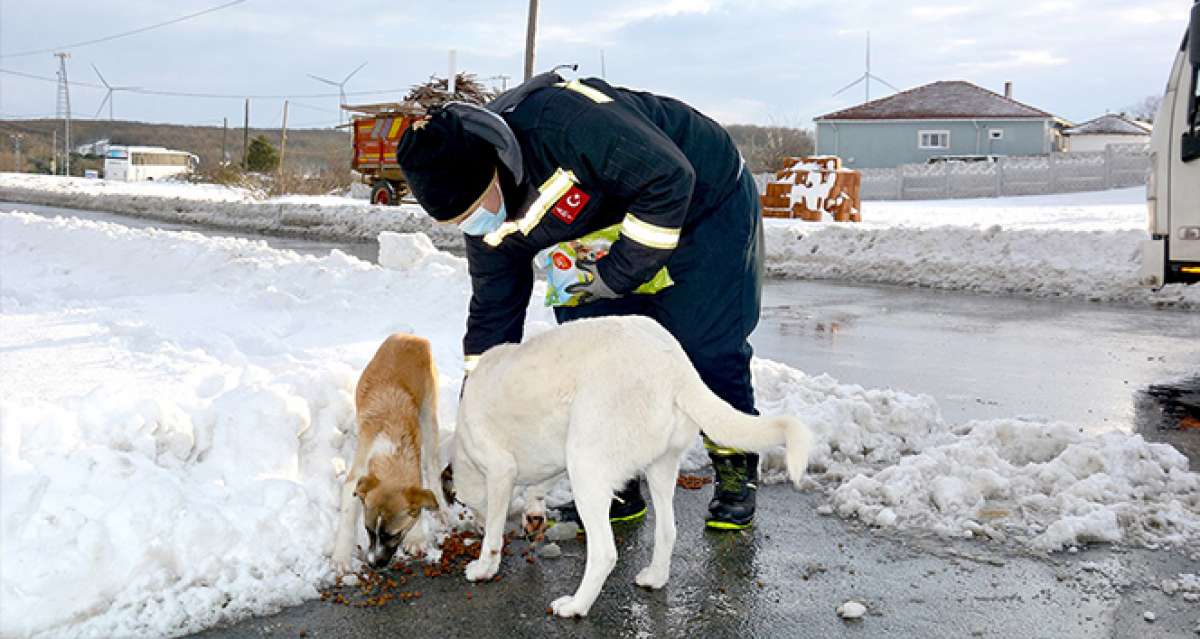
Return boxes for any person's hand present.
[565,258,620,303]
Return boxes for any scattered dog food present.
[677,474,712,490]
[322,529,515,609]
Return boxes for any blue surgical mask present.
[458,197,506,236]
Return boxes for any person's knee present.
[687,349,756,415]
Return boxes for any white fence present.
[854,144,1149,201]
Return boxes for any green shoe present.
[552,479,646,532]
[705,451,759,531]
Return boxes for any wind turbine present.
[307,61,367,125]
[832,31,900,103]
[92,64,140,120]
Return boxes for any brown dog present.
[332,333,449,571]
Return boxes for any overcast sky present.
[0,0,1189,130]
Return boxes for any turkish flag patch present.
[550,185,589,224]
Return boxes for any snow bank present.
[1,211,1198,637]
[3,173,1195,308]
[0,213,481,638]
[762,188,1199,308]
[753,360,1200,551]
[0,173,461,246]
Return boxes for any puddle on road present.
[1135,376,1200,470]
[759,305,854,338]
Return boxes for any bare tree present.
[1126,95,1163,123]
[725,124,815,173]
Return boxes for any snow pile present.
[0,214,478,637]
[1,211,1198,637]
[4,173,1195,308]
[753,360,1200,551]
[0,172,251,202]
[763,188,1199,308]
[826,418,1198,551]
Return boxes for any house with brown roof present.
[814,81,1061,168]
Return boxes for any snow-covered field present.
[2,173,1196,308]
[2,210,1198,638]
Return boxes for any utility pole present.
[10,134,22,172]
[278,100,288,179]
[54,52,72,176]
[242,98,249,169]
[51,130,57,175]
[448,49,457,96]
[600,49,606,79]
[0,0,5,115]
[221,117,228,165]
[524,0,539,81]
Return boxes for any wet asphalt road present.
[192,485,1200,639]
[9,202,1200,637]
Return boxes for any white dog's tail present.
[676,381,812,487]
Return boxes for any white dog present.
[452,315,812,618]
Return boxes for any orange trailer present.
[344,102,424,206]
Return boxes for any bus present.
[1143,1,1200,286]
[103,146,199,182]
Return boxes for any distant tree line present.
[1,116,817,193]
[724,124,815,173]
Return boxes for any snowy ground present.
[2,173,1196,309]
[2,210,1198,638]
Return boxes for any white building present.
[104,146,198,182]
[1063,114,1152,152]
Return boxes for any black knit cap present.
[396,107,497,222]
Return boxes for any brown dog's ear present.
[355,474,379,499]
[403,487,439,511]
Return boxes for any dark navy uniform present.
[462,74,763,417]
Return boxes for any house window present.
[989,129,1004,140]
[919,130,950,149]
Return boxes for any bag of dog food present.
[539,225,674,307]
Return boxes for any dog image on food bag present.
[451,315,812,618]
[332,333,450,572]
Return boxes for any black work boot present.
[706,452,759,530]
[553,479,647,532]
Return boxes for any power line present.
[288,101,340,114]
[1,0,248,58]
[0,67,104,89]
[0,67,409,100]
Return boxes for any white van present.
[1143,1,1200,286]
[103,146,198,182]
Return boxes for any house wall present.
[1066,134,1151,153]
[815,119,1051,168]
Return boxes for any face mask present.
[458,184,506,236]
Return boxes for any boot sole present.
[547,506,648,536]
[704,519,753,531]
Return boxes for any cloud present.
[0,0,1188,128]
[700,97,773,125]
[1018,1,1078,17]
[1113,6,1177,25]
[937,38,977,54]
[909,4,975,20]
[619,0,718,22]
[958,49,1070,72]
